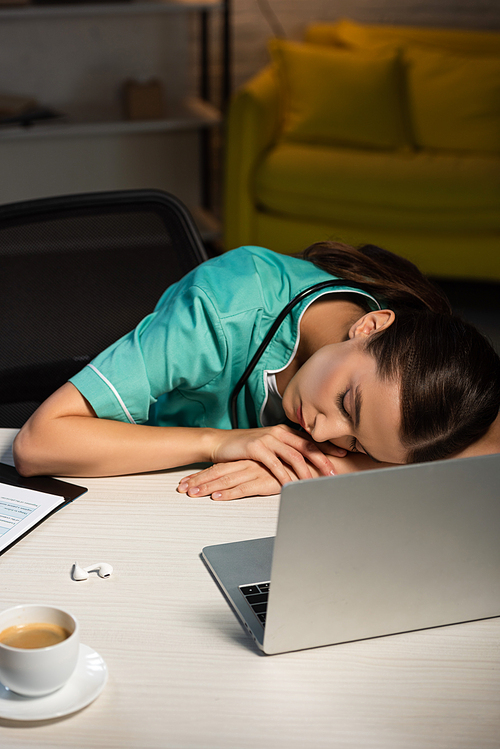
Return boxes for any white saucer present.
[0,643,108,721]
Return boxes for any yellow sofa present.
[223,19,500,280]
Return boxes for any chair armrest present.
[223,64,281,250]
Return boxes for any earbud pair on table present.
[72,562,113,581]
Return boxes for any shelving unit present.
[0,0,226,239]
[0,0,221,20]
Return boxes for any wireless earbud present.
[72,562,113,581]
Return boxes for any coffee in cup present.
[0,605,79,696]
[0,622,71,649]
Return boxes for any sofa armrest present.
[223,64,281,250]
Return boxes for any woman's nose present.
[311,413,347,444]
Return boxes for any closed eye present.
[336,391,358,452]
[348,437,359,453]
[335,389,384,463]
[336,390,350,419]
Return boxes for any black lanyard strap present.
[229,280,373,428]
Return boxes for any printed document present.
[0,482,64,553]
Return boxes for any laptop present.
[201,454,500,655]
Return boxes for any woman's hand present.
[208,424,346,486]
[178,460,283,500]
[178,446,387,501]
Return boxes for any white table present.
[0,428,499,748]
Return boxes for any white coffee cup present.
[0,604,79,697]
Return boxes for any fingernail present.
[189,487,200,495]
[329,469,336,476]
[178,482,188,492]
[212,492,222,499]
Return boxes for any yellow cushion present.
[254,141,500,232]
[268,38,408,150]
[306,19,500,56]
[405,46,500,153]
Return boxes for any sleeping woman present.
[13,242,500,499]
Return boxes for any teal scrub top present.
[69,246,380,430]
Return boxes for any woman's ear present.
[348,309,395,340]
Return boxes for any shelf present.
[0,0,226,219]
[0,0,222,20]
[0,98,221,141]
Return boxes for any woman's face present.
[281,337,406,465]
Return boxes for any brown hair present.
[367,312,500,461]
[301,241,500,461]
[301,240,451,315]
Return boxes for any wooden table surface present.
[0,428,499,749]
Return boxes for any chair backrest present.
[0,189,209,427]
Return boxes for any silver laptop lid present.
[263,454,500,654]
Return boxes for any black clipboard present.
[0,462,87,556]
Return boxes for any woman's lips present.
[297,405,306,430]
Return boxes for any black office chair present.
[0,189,209,428]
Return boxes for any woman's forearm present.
[13,383,218,478]
[14,416,218,478]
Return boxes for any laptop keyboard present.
[239,582,270,626]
